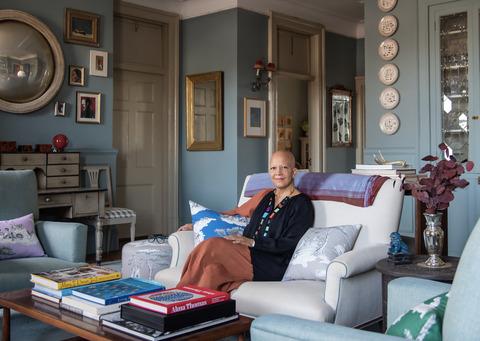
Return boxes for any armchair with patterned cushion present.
[250,217,480,341]
[0,170,88,292]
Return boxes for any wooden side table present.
[376,255,459,331]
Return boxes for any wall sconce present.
[251,59,276,92]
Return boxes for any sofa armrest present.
[36,221,88,263]
[251,314,403,341]
[324,244,388,310]
[387,277,451,327]
[167,231,195,268]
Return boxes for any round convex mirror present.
[0,10,64,113]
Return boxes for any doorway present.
[113,2,179,237]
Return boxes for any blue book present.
[72,278,165,305]
[33,283,89,299]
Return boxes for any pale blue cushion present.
[189,201,249,246]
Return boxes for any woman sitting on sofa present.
[177,150,314,292]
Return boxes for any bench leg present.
[95,219,103,265]
[3,307,10,341]
[130,222,136,242]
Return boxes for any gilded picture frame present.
[64,8,100,47]
[186,71,223,151]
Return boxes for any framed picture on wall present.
[76,91,101,124]
[89,50,108,77]
[244,98,267,137]
[64,8,100,47]
[68,65,85,86]
[54,101,66,117]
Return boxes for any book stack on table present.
[30,265,122,306]
[352,164,417,180]
[101,286,239,341]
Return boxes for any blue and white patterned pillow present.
[189,201,250,246]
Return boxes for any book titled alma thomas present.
[129,285,229,314]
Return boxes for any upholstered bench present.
[122,238,172,280]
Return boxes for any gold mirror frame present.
[330,87,353,147]
[0,10,65,114]
[186,71,223,151]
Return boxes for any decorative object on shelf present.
[76,91,101,124]
[378,38,399,61]
[277,115,292,150]
[54,101,66,117]
[17,145,33,152]
[373,150,406,167]
[186,71,223,151]
[377,0,398,12]
[378,15,398,37]
[387,232,412,265]
[64,8,100,47]
[52,134,69,152]
[35,144,52,153]
[0,141,16,152]
[89,50,108,77]
[68,65,85,86]
[0,10,64,114]
[403,143,474,268]
[330,86,353,147]
[251,59,276,92]
[379,112,400,135]
[301,120,309,137]
[378,63,399,85]
[244,97,267,137]
[379,87,400,109]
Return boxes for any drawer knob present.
[61,168,66,173]
[23,157,28,162]
[62,156,67,161]
[61,180,67,184]
[44,197,52,203]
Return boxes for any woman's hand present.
[224,235,254,247]
[177,223,193,231]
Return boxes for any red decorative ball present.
[52,134,69,152]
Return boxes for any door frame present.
[268,12,326,171]
[114,1,180,231]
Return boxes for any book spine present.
[165,295,229,314]
[57,273,121,289]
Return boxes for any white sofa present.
[155,174,404,327]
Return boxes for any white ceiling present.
[124,0,365,38]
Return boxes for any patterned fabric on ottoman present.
[121,239,172,280]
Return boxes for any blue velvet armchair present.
[251,217,480,340]
[0,170,88,292]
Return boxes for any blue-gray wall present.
[325,32,358,173]
[0,0,117,184]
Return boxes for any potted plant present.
[403,143,474,268]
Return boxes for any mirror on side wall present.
[186,71,223,151]
[330,86,352,147]
[0,10,64,114]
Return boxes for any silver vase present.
[422,212,446,268]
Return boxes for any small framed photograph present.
[76,91,101,124]
[68,65,85,86]
[244,98,267,137]
[64,8,100,47]
[89,50,108,77]
[54,101,66,117]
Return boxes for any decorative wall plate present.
[378,63,399,85]
[379,87,400,109]
[379,112,400,135]
[378,15,398,37]
[378,38,399,61]
[377,0,398,12]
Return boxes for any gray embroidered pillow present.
[282,225,362,281]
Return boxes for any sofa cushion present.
[283,225,361,281]
[0,213,45,260]
[154,266,183,289]
[386,291,448,339]
[232,280,334,321]
[0,257,87,292]
[189,201,250,246]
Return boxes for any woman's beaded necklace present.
[254,187,295,238]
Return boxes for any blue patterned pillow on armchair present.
[189,201,250,246]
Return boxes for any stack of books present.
[352,164,417,179]
[102,285,238,340]
[31,265,121,305]
[61,277,165,320]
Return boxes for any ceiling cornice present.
[122,0,364,38]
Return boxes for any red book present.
[129,286,230,314]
